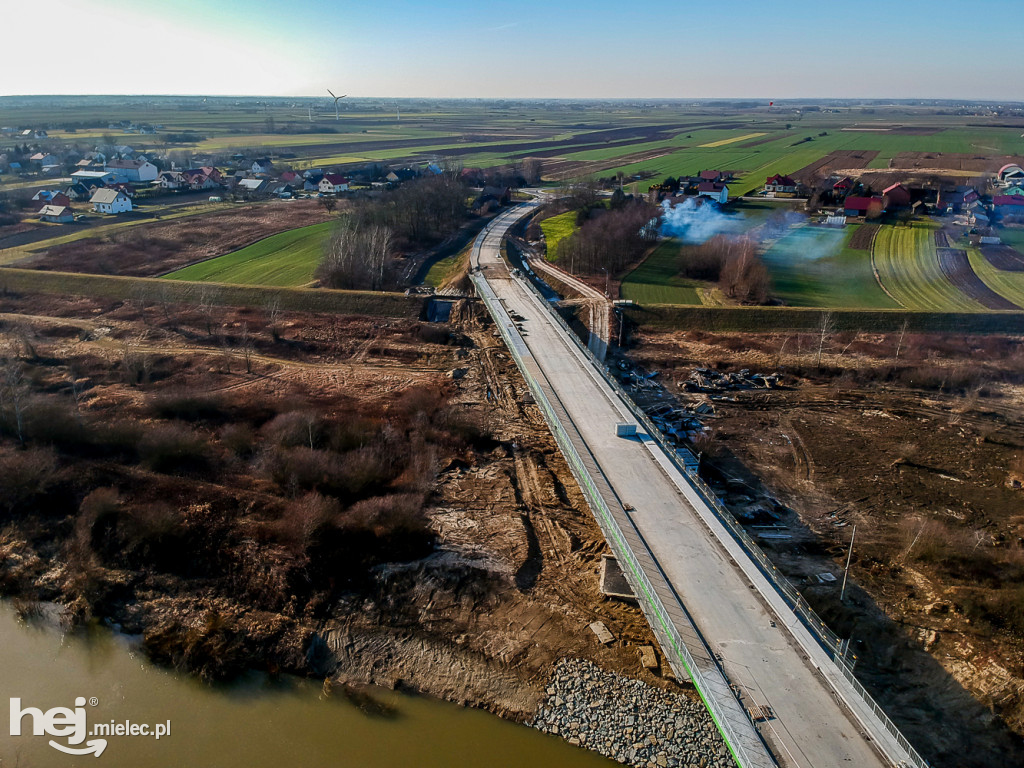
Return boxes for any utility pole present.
[840,524,856,602]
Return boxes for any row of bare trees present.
[316,175,471,290]
[554,199,657,274]
[676,235,772,304]
[316,222,395,290]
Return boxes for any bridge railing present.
[470,270,764,768]
[511,264,930,768]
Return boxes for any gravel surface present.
[530,659,733,768]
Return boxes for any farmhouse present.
[764,174,798,196]
[235,178,269,197]
[251,158,273,175]
[90,188,133,214]
[386,168,417,184]
[35,192,71,211]
[993,194,1024,221]
[882,183,912,208]
[698,170,732,183]
[303,174,324,191]
[71,170,116,186]
[104,158,158,183]
[696,182,729,204]
[108,182,136,197]
[158,171,185,189]
[29,152,60,168]
[832,177,854,196]
[37,205,73,224]
[318,174,349,194]
[844,196,883,218]
[279,170,303,185]
[65,183,95,201]
[938,186,979,214]
[997,163,1024,187]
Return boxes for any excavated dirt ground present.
[631,327,1024,767]
[318,305,680,718]
[0,291,677,727]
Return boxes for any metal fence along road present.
[470,269,774,768]
[469,202,929,768]
[511,252,930,768]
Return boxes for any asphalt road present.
[473,202,908,768]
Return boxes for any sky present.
[3,0,1022,100]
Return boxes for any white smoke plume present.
[659,198,737,243]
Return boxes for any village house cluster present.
[0,127,499,226]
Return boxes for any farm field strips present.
[164,220,333,287]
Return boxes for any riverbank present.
[0,290,726,766]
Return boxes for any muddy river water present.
[0,604,611,767]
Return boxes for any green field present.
[539,211,578,261]
[871,222,982,311]
[968,246,1024,308]
[619,240,703,305]
[423,244,470,288]
[165,220,333,286]
[761,225,899,308]
[0,266,422,318]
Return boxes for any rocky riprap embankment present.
[530,659,733,768]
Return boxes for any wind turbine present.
[327,89,347,121]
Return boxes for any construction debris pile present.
[682,368,780,396]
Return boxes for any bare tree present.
[264,296,282,342]
[193,285,221,337]
[719,238,771,304]
[1,356,28,444]
[522,157,543,185]
[816,311,835,367]
[318,196,338,215]
[895,318,910,359]
[317,222,395,290]
[240,323,255,374]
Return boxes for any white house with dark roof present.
[318,174,349,194]
[90,188,133,214]
[104,158,158,183]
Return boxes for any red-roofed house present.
[844,196,883,218]
[318,174,349,194]
[764,174,798,196]
[280,170,303,185]
[198,166,222,182]
[36,192,71,211]
[994,194,1024,220]
[832,177,854,196]
[882,183,911,208]
[699,169,728,182]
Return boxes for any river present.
[0,604,613,767]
